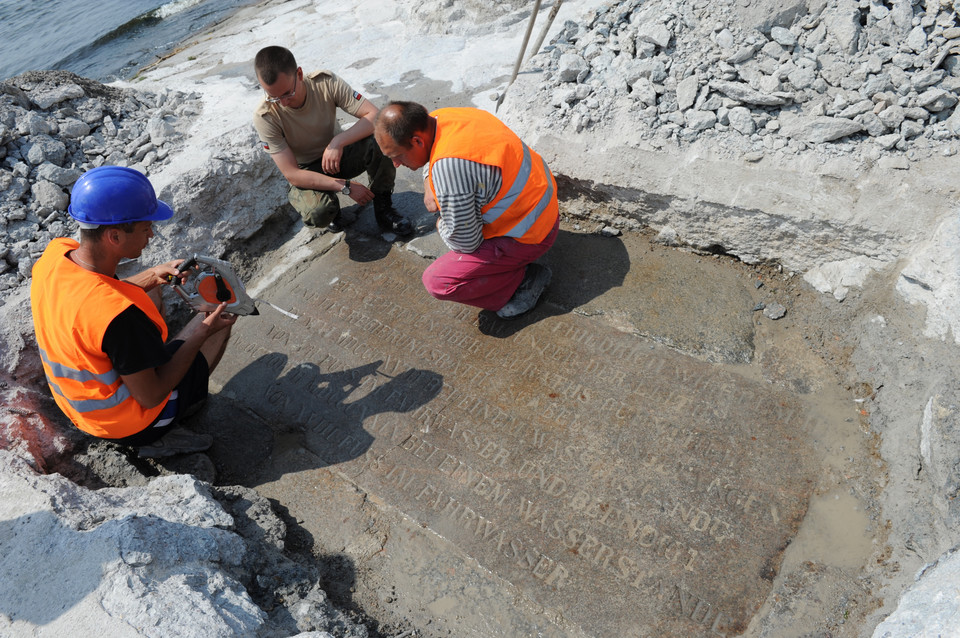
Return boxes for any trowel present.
[170,255,299,319]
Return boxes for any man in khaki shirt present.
[253,46,412,236]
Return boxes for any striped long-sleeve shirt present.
[426,157,503,253]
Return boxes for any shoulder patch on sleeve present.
[353,91,363,101]
[261,141,270,151]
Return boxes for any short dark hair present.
[80,221,137,242]
[377,101,430,147]
[255,46,297,85]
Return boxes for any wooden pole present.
[526,0,563,64]
[497,0,543,111]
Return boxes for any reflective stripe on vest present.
[39,346,119,386]
[38,346,130,413]
[30,237,170,438]
[482,147,555,239]
[428,107,558,246]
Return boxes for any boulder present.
[872,549,960,637]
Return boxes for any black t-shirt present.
[101,305,171,374]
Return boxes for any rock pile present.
[0,70,201,293]
[0,450,364,638]
[530,0,960,162]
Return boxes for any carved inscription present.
[213,244,818,637]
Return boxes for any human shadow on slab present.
[204,353,442,485]
[341,190,433,262]
[477,229,631,338]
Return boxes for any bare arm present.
[321,99,378,174]
[423,176,439,213]
[270,146,375,206]
[120,303,236,408]
[123,259,184,291]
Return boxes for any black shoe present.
[496,263,552,320]
[327,212,344,233]
[373,195,413,237]
[137,430,214,459]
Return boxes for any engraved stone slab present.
[213,240,817,637]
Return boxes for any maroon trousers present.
[421,217,559,311]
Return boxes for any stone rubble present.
[0,70,200,293]
[527,0,960,162]
[0,450,360,638]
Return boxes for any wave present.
[50,0,206,71]
[66,0,205,53]
[151,0,206,20]
[74,11,163,52]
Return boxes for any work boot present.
[137,429,214,459]
[327,212,345,233]
[496,263,552,320]
[373,194,413,237]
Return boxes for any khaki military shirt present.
[253,70,367,166]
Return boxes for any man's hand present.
[202,302,239,332]
[126,259,185,291]
[423,179,439,212]
[321,141,344,174]
[346,181,375,206]
[121,302,237,409]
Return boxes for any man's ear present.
[104,227,123,246]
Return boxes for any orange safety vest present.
[427,107,558,245]
[30,238,170,438]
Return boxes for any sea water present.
[0,0,259,82]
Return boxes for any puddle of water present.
[784,489,873,571]
[724,359,877,573]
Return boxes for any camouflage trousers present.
[288,135,396,227]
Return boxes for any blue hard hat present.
[68,166,173,228]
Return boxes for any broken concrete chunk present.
[728,106,757,135]
[710,80,788,105]
[685,109,718,130]
[27,82,85,110]
[727,45,758,64]
[877,105,906,129]
[715,28,735,49]
[874,133,902,149]
[912,70,945,91]
[557,53,589,83]
[917,89,957,113]
[900,119,924,139]
[778,115,864,143]
[30,180,68,211]
[858,112,887,137]
[906,25,927,53]
[637,23,671,49]
[823,3,862,56]
[770,26,797,47]
[677,75,699,111]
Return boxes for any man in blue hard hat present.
[30,165,237,458]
